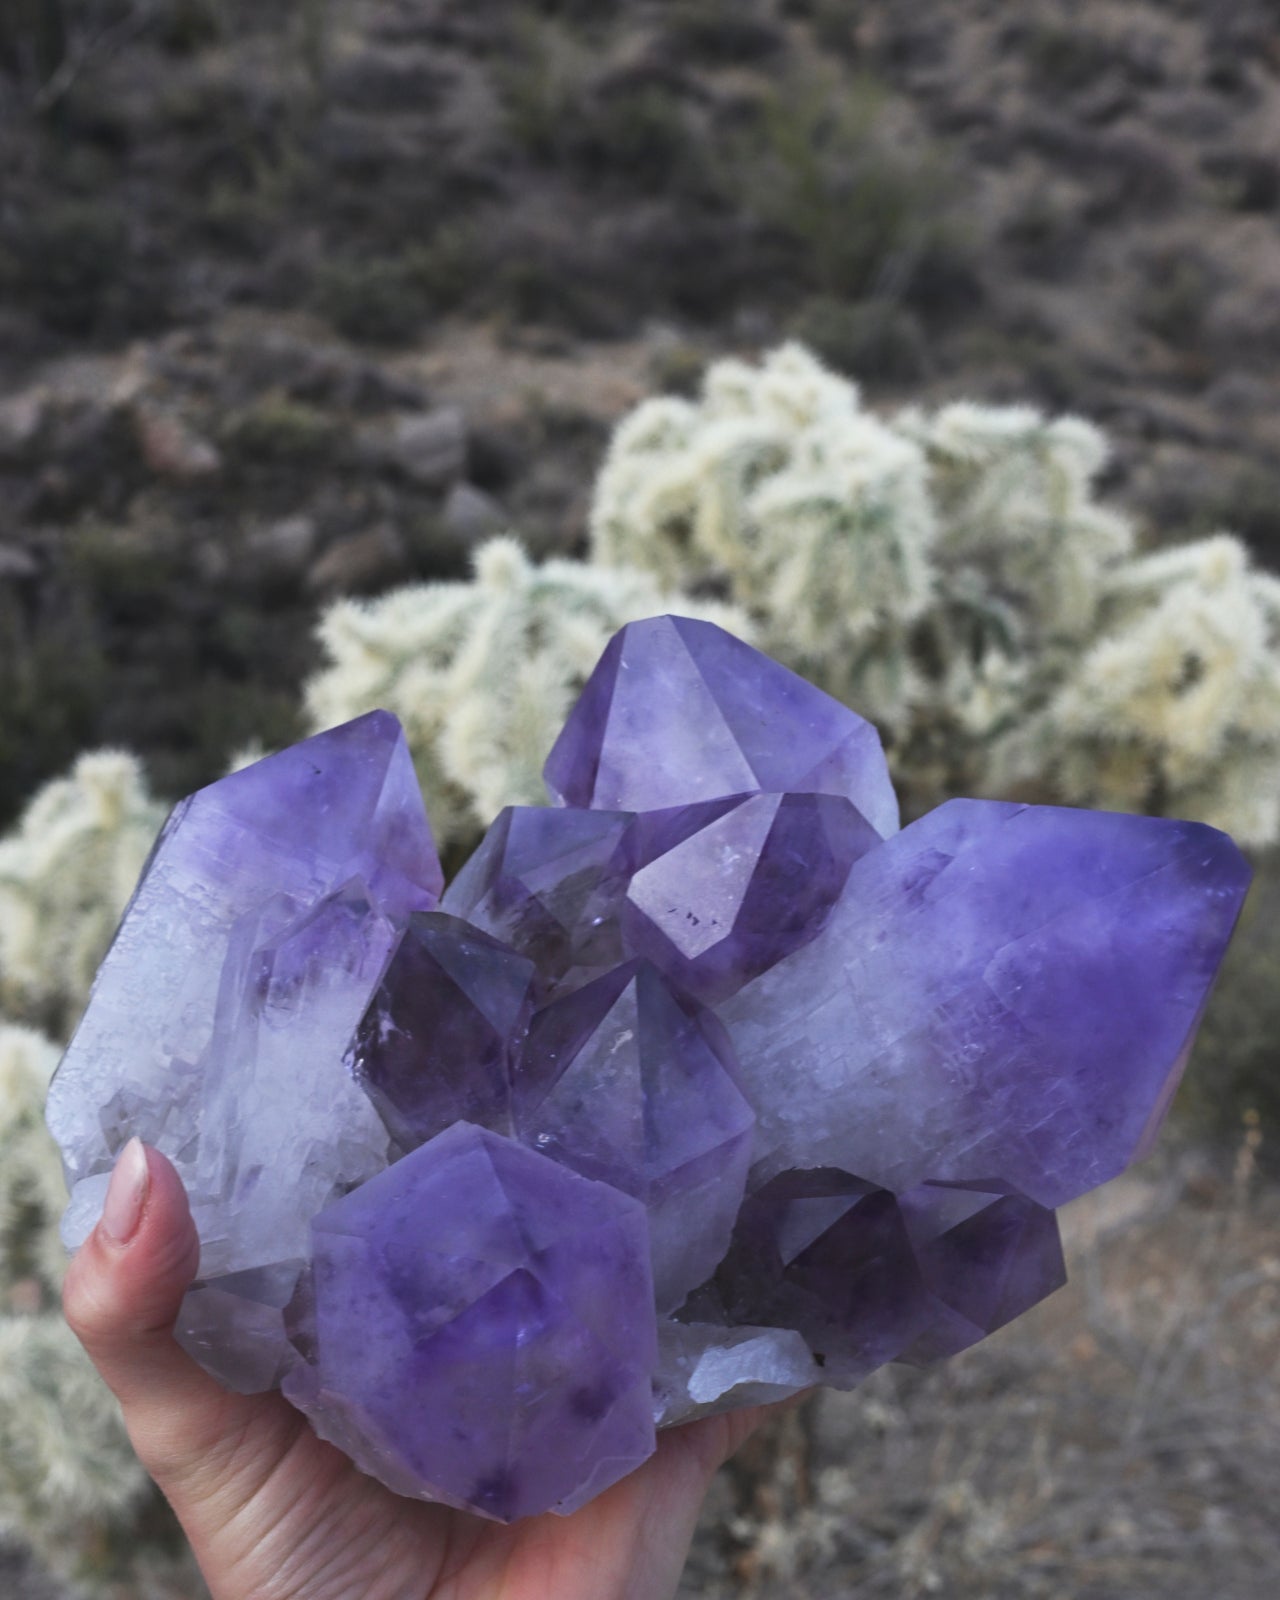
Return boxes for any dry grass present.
[684,1130,1280,1599]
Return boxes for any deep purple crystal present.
[348,912,535,1150]
[710,1168,929,1383]
[282,1122,657,1520]
[515,961,755,1311]
[543,614,900,837]
[895,1180,1066,1365]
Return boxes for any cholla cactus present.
[0,1315,148,1569]
[0,1021,165,1593]
[1042,535,1280,844]
[0,752,165,1039]
[591,343,935,724]
[0,1022,66,1299]
[306,535,752,855]
[591,343,1280,844]
[901,399,1134,641]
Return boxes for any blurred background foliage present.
[1,2,1279,1596]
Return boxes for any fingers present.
[61,1140,286,1497]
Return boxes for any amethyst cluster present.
[46,617,1251,1522]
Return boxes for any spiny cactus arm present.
[0,1314,152,1584]
[703,342,863,431]
[1044,535,1280,844]
[900,400,1134,640]
[0,753,165,1037]
[0,1023,65,1302]
[592,343,936,721]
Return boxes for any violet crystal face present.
[47,616,1252,1522]
[283,1122,657,1520]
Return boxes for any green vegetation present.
[0,0,68,85]
[312,256,431,345]
[219,392,340,464]
[732,72,974,311]
[792,295,929,384]
[0,198,130,336]
[500,17,704,195]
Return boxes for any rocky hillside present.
[3,0,1280,824]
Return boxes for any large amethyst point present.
[516,961,755,1311]
[282,1122,657,1521]
[543,615,900,837]
[720,801,1251,1206]
[348,912,536,1150]
[46,714,442,1271]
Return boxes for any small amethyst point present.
[712,1168,928,1385]
[442,806,633,993]
[175,1260,307,1394]
[516,960,755,1312]
[622,791,881,1003]
[349,912,536,1151]
[896,1180,1067,1365]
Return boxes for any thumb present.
[61,1138,295,1500]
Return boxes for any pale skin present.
[63,1139,775,1600]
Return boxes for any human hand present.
[64,1139,773,1600]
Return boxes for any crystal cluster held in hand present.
[46,617,1252,1522]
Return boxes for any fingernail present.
[101,1138,149,1246]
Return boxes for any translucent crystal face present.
[284,1122,658,1522]
[46,618,1252,1522]
[514,960,755,1312]
[46,712,443,1276]
[542,613,902,836]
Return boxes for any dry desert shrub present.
[683,1131,1280,1599]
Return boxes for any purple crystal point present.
[282,1122,657,1520]
[204,709,443,918]
[442,805,633,991]
[896,1180,1066,1365]
[543,616,900,836]
[348,912,535,1150]
[721,801,1252,1206]
[516,961,756,1311]
[46,713,442,1275]
[712,1169,928,1384]
[622,791,881,1003]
